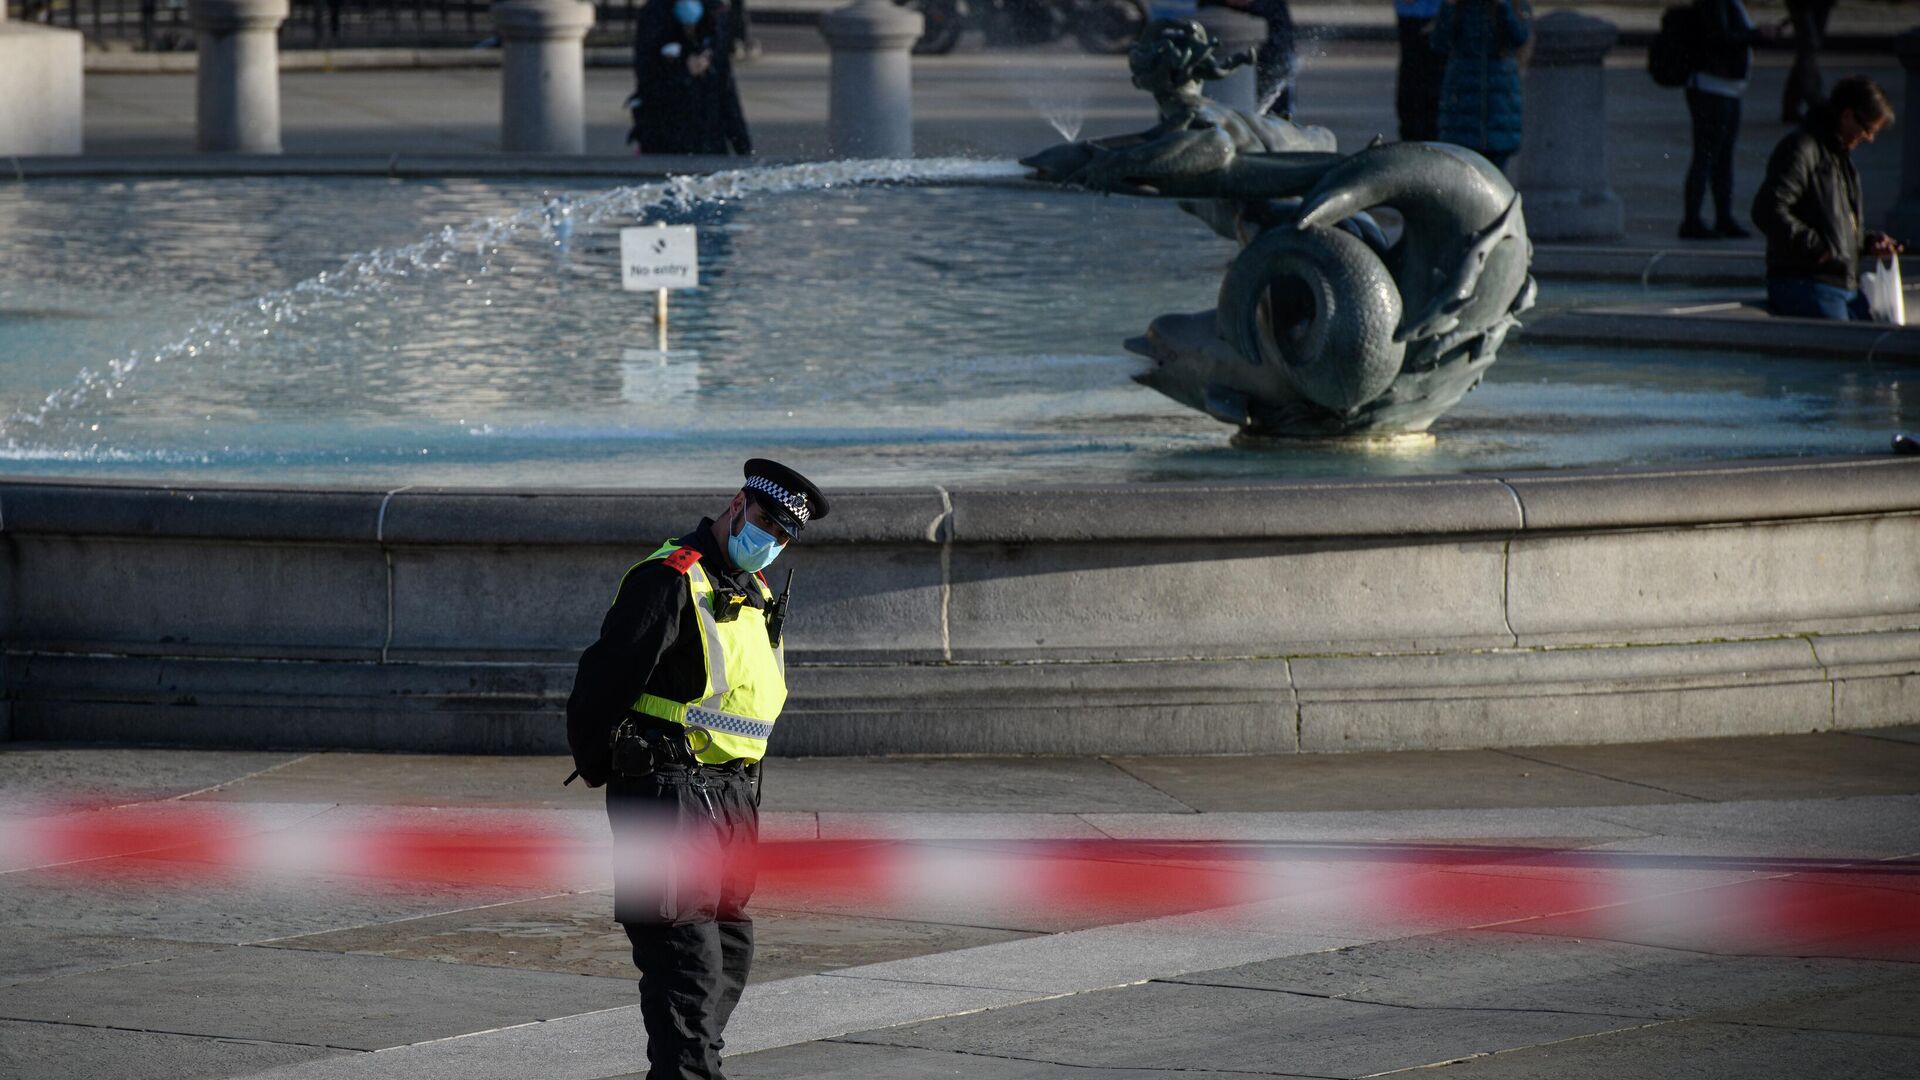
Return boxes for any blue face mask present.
[673,0,704,26]
[727,515,785,573]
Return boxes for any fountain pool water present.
[0,162,1913,489]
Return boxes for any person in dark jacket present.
[1395,0,1446,142]
[1753,76,1902,320]
[627,0,752,157]
[1780,0,1834,124]
[1678,0,1776,240]
[568,459,828,1080]
[1431,0,1530,171]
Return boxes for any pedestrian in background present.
[1395,0,1445,141]
[627,0,753,157]
[1220,0,1299,117]
[1753,75,1902,320]
[1432,0,1531,171]
[1678,0,1777,240]
[1780,0,1833,124]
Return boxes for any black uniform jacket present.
[566,519,767,786]
[1752,106,1866,290]
[629,0,752,156]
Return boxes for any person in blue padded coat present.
[1431,0,1531,171]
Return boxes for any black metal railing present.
[4,0,654,50]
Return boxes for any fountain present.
[0,54,1915,753]
[1023,18,1534,439]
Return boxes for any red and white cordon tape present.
[2,801,1914,955]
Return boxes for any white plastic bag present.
[1860,257,1906,326]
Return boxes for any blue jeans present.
[1766,276,1870,321]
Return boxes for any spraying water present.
[0,158,1030,448]
[1043,104,1085,144]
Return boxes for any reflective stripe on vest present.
[623,541,787,764]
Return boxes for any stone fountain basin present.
[4,454,1916,755]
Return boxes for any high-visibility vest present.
[623,540,787,764]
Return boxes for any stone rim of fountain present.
[2,453,1915,754]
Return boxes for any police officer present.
[566,459,827,1080]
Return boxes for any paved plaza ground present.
[1,731,1917,1079]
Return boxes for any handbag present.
[1860,258,1906,326]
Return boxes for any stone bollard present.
[496,0,596,155]
[1515,10,1624,241]
[189,0,289,153]
[1194,7,1265,115]
[819,0,923,159]
[1887,29,1920,243]
[0,9,85,155]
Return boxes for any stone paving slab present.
[0,745,306,812]
[1082,805,1648,842]
[1503,734,1920,804]
[1158,929,1919,1020]
[186,751,589,809]
[760,978,1639,1079]
[725,1041,1280,1080]
[1107,750,1689,813]
[823,914,1364,996]
[760,756,1194,814]
[749,909,1044,983]
[234,977,1038,1080]
[1706,970,1920,1037]
[0,929,228,987]
[1409,1019,1920,1079]
[1582,795,1920,860]
[0,1018,346,1080]
[260,889,1041,983]
[728,939,1920,1079]
[0,854,551,942]
[259,890,634,979]
[0,945,636,1052]
[815,811,1112,840]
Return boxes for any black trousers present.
[1684,87,1742,227]
[1395,16,1444,142]
[610,765,760,1080]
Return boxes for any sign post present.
[621,223,700,351]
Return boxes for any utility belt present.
[611,713,759,789]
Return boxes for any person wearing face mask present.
[566,458,826,1080]
[626,0,753,157]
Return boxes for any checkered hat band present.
[745,476,810,522]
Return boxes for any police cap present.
[742,458,828,536]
